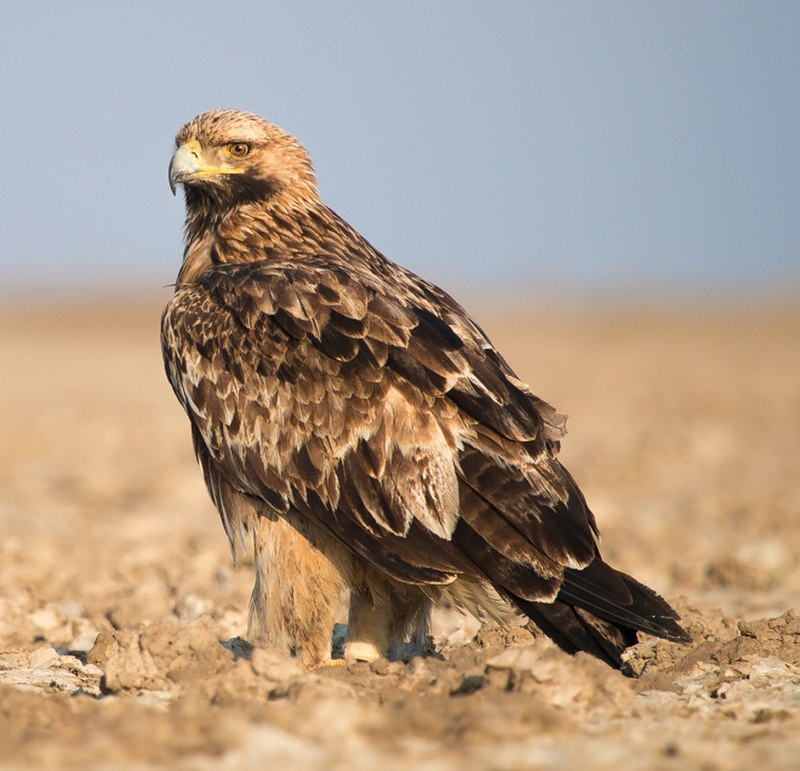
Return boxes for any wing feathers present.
[452,517,561,602]
[164,261,598,591]
[458,444,598,568]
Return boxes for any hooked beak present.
[168,142,202,196]
[168,139,245,195]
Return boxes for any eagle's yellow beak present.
[169,140,244,195]
[169,142,202,196]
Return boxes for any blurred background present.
[1,0,798,302]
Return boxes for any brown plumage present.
[162,109,689,668]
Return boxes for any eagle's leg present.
[343,591,394,662]
[344,569,432,662]
[247,511,346,668]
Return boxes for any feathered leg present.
[248,511,347,667]
[345,566,431,661]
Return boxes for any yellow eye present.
[227,143,251,158]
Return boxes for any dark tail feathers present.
[512,557,690,668]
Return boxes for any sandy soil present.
[1,295,798,770]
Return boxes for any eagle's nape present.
[162,108,690,671]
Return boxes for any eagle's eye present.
[227,143,251,158]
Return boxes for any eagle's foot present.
[342,640,383,663]
[305,658,347,670]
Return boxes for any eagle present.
[162,109,689,669]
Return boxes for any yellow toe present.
[305,658,347,670]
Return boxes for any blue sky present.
[2,1,798,300]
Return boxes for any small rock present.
[251,647,305,681]
[87,630,120,666]
[30,608,61,632]
[174,593,212,620]
[28,646,59,668]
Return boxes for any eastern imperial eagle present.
[163,109,689,669]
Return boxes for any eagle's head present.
[169,109,318,210]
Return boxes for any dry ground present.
[0,295,798,770]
